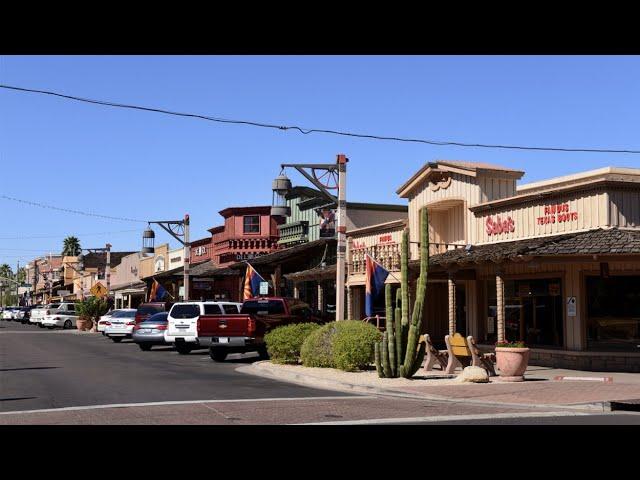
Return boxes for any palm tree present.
[0,264,12,307]
[62,236,82,256]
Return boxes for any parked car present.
[201,297,324,362]
[41,302,79,329]
[132,312,170,351]
[134,302,173,324]
[30,303,60,327]
[2,307,17,320]
[15,306,33,324]
[97,309,132,333]
[165,301,242,354]
[104,309,138,342]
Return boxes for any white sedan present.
[104,309,137,342]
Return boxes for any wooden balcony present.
[349,242,465,274]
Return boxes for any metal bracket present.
[281,164,338,204]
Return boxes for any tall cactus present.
[374,207,429,378]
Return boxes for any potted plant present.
[495,340,530,382]
[75,297,109,331]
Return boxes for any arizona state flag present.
[149,279,168,302]
[365,254,389,317]
[243,263,266,300]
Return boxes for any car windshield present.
[171,304,199,319]
[112,310,136,318]
[241,300,285,315]
[144,313,168,324]
[137,305,163,315]
[48,304,61,309]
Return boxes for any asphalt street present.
[2,320,639,425]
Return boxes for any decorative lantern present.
[271,171,292,217]
[142,226,155,255]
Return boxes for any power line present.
[0,194,146,223]
[2,83,639,155]
[0,229,139,240]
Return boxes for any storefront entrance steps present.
[237,362,640,413]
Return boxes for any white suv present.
[166,302,242,354]
[42,302,78,329]
[31,303,61,327]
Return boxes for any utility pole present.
[335,154,347,323]
[278,154,349,321]
[49,252,52,303]
[105,243,112,297]
[16,260,19,306]
[183,215,190,302]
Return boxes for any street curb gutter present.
[236,362,610,413]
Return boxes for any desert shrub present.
[300,321,382,371]
[264,323,321,364]
[300,322,336,368]
[332,321,382,371]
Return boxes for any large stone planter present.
[76,317,92,331]
[495,347,530,382]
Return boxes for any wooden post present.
[317,283,324,313]
[346,285,353,320]
[293,283,300,299]
[448,274,456,335]
[496,272,505,343]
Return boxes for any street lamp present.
[142,215,190,301]
[271,171,292,217]
[278,154,348,322]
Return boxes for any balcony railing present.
[349,242,465,274]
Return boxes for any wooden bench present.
[444,333,496,376]
[422,334,449,372]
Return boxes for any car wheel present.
[63,320,72,329]
[38,323,45,328]
[138,344,152,351]
[175,343,193,355]
[209,348,228,362]
[257,345,270,360]
[111,337,123,343]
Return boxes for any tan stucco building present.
[347,161,640,372]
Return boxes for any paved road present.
[0,321,349,412]
[1,320,637,425]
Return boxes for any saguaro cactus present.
[375,208,430,378]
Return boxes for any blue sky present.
[1,55,639,267]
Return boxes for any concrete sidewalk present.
[238,362,640,411]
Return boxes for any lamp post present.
[276,154,348,322]
[142,215,190,301]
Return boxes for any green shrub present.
[300,323,336,368]
[300,321,382,371]
[264,323,321,364]
[332,321,382,371]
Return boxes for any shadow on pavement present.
[0,397,38,402]
[0,367,60,372]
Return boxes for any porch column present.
[347,286,353,320]
[448,274,456,335]
[317,283,324,313]
[293,283,300,299]
[128,294,131,309]
[496,271,505,343]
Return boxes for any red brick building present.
[188,206,283,300]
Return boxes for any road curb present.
[236,362,610,413]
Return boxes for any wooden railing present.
[349,242,465,274]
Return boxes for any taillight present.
[104,321,111,326]
[156,325,167,331]
[197,318,200,332]
[133,324,140,331]
[126,321,135,326]
[247,317,256,335]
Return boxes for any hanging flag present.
[149,279,168,302]
[365,253,389,317]
[243,263,266,300]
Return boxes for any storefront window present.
[486,278,563,347]
[586,275,640,352]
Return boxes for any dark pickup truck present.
[198,297,323,362]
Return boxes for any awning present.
[284,264,337,283]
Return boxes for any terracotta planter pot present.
[76,317,91,331]
[495,347,530,382]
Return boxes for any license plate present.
[217,337,229,344]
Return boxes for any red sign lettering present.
[379,234,393,243]
[486,215,515,236]
[538,203,577,226]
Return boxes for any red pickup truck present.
[198,297,324,362]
